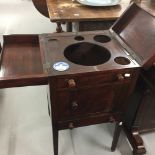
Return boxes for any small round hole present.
[94,35,111,43]
[74,36,84,41]
[114,57,131,65]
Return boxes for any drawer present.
[0,34,47,88]
[55,70,133,90]
[56,82,129,120]
[57,113,121,130]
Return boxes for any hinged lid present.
[110,3,155,70]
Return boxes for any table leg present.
[66,22,72,32]
[52,124,58,155]
[111,122,122,151]
[123,127,146,155]
[56,22,63,33]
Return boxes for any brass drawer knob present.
[71,101,78,111]
[117,74,124,81]
[69,122,74,129]
[68,79,76,88]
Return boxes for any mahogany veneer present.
[0,4,155,155]
[39,26,140,155]
[0,35,47,88]
[112,4,155,155]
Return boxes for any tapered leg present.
[111,122,122,151]
[123,127,146,155]
[52,126,58,155]
[66,22,72,32]
[56,22,63,33]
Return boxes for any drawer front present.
[56,82,126,120]
[55,70,133,90]
[57,112,121,130]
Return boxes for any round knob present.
[68,79,76,88]
[109,116,115,123]
[69,122,74,129]
[117,74,124,81]
[71,101,78,111]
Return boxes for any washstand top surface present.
[40,3,155,77]
[40,30,139,76]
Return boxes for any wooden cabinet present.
[47,70,139,155]
[50,71,136,120]
[39,23,140,154]
[50,71,134,120]
[1,4,155,155]
[42,4,155,155]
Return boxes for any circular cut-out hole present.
[114,57,130,65]
[74,36,84,41]
[64,42,111,66]
[94,35,111,43]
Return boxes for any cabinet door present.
[56,82,129,120]
[134,89,155,132]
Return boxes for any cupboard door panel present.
[134,90,155,132]
[56,82,128,120]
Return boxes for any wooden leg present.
[123,127,146,155]
[48,103,50,116]
[131,130,146,155]
[56,22,63,33]
[66,22,72,32]
[52,126,58,155]
[111,122,122,151]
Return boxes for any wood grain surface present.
[47,0,155,22]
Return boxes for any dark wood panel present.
[54,70,134,90]
[56,84,115,119]
[112,3,155,69]
[57,113,121,130]
[0,35,47,88]
[79,20,115,31]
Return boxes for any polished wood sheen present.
[45,0,155,32]
[0,35,47,88]
[112,4,155,154]
[112,3,155,69]
[41,4,155,155]
[39,27,140,155]
[0,4,155,155]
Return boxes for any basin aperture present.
[64,42,111,66]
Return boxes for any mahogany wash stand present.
[0,4,155,155]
